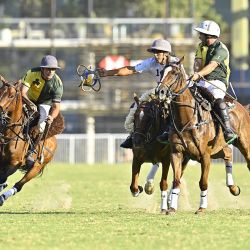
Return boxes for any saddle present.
[190,86,235,129]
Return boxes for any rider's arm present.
[99,66,137,77]
[192,61,218,81]
[48,102,60,121]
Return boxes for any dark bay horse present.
[156,63,250,214]
[0,77,64,206]
[131,95,189,211]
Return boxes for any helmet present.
[147,39,172,53]
[40,55,60,69]
[194,20,220,37]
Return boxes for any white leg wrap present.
[2,187,17,201]
[3,187,17,201]
[200,190,208,208]
[161,190,168,211]
[167,188,172,207]
[146,163,159,181]
[226,164,234,186]
[124,105,137,133]
[169,188,180,210]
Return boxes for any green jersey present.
[195,40,230,86]
[22,67,63,105]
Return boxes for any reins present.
[0,83,27,145]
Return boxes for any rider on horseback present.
[157,20,237,145]
[98,39,179,148]
[21,55,63,164]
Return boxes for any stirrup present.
[226,134,238,145]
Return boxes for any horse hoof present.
[144,181,155,195]
[166,207,176,215]
[0,182,8,192]
[229,185,241,196]
[130,185,143,197]
[0,195,5,206]
[195,207,206,215]
[161,209,167,214]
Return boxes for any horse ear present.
[134,93,140,105]
[0,74,7,84]
[177,56,185,64]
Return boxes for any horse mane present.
[48,112,65,137]
[243,104,250,115]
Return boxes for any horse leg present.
[130,158,143,197]
[0,166,19,193]
[159,160,170,213]
[222,144,240,196]
[0,162,44,206]
[144,163,159,195]
[0,178,8,192]
[195,154,211,214]
[167,152,183,214]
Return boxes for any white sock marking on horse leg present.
[170,188,180,210]
[200,190,208,208]
[161,190,168,210]
[2,187,17,201]
[225,162,234,186]
[146,163,159,182]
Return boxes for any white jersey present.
[134,56,179,84]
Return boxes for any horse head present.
[133,99,162,149]
[0,80,22,127]
[156,60,188,102]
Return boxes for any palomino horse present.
[0,77,64,206]
[131,95,189,211]
[156,62,250,214]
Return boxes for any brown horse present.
[156,62,250,214]
[131,96,189,211]
[0,77,64,206]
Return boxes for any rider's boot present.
[120,134,133,149]
[26,132,43,166]
[215,98,237,144]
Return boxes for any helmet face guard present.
[194,20,220,37]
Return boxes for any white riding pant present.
[124,88,155,133]
[196,79,226,99]
[38,104,51,133]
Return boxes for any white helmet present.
[147,39,172,53]
[194,20,220,37]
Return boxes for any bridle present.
[133,101,160,144]
[0,83,26,144]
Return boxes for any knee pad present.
[214,98,226,110]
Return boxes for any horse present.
[130,95,189,211]
[130,93,238,212]
[156,62,250,214]
[0,77,64,206]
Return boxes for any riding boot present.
[26,132,43,165]
[120,134,133,148]
[214,98,237,144]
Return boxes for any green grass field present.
[0,162,249,250]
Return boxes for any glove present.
[189,72,202,81]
